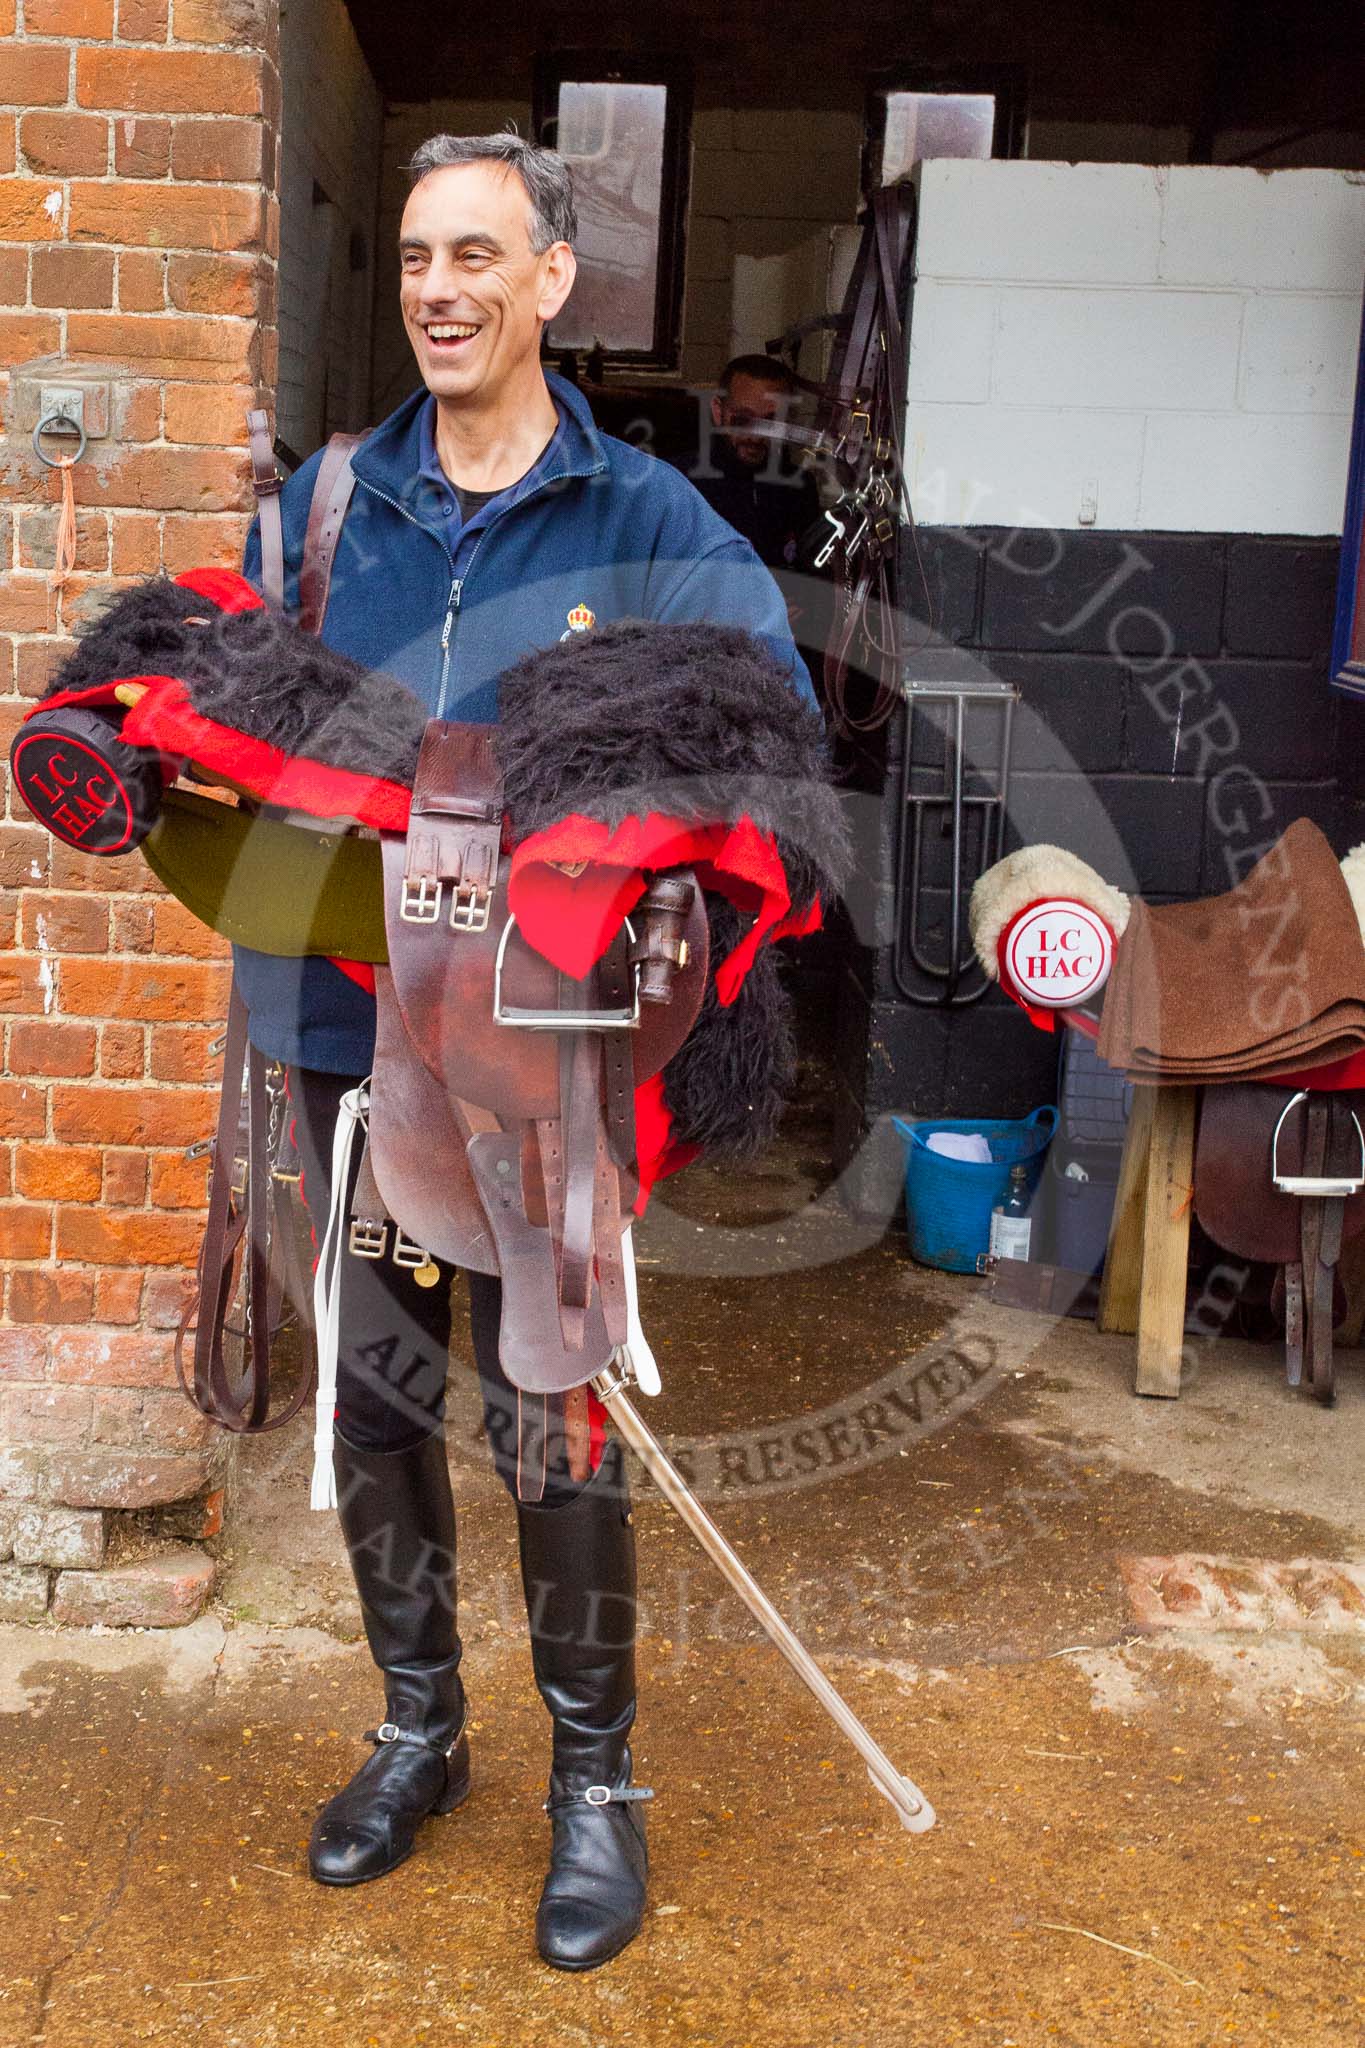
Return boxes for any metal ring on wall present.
[32,409,88,469]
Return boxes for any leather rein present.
[765,182,921,738]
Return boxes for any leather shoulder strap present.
[298,430,365,637]
[245,407,285,613]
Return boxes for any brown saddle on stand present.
[1194,1083,1365,1404]
[357,719,709,1397]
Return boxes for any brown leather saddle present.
[354,720,709,1394]
[1194,1083,1365,1404]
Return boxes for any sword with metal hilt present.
[591,1246,935,1836]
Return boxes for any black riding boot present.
[515,1435,651,1970]
[308,1427,471,1886]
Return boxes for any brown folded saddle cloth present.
[1096,820,1365,1082]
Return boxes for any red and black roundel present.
[10,706,166,856]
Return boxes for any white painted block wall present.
[905,161,1365,535]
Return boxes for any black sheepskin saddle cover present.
[49,581,851,1160]
[46,575,428,790]
[497,621,851,1159]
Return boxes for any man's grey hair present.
[405,131,577,252]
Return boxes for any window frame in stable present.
[532,51,693,373]
[862,64,1028,193]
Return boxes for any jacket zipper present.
[437,578,460,718]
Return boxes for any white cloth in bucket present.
[925,1130,992,1165]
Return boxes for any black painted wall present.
[829,524,1360,1215]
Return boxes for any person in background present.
[696,355,822,570]
[693,353,827,652]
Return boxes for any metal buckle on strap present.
[368,1721,456,1757]
[400,874,442,923]
[449,880,492,933]
[544,1783,655,1812]
[348,1217,388,1258]
[390,1229,429,1269]
[812,506,847,571]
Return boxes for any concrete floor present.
[2,1077,1363,2047]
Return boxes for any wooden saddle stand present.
[1021,1081,1365,1407]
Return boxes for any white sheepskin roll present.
[969,845,1131,982]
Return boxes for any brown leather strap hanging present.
[245,408,285,613]
[174,982,313,1433]
[298,431,364,634]
[749,185,921,738]
[184,418,369,1433]
[821,185,917,737]
[244,412,364,627]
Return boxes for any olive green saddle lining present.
[139,787,388,962]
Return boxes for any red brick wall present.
[0,0,279,1625]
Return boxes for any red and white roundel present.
[1002,899,1114,1008]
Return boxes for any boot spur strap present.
[365,1721,463,1759]
[544,1783,655,1814]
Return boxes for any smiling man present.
[398,148,574,497]
[236,132,817,1974]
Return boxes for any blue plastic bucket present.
[894,1106,1058,1274]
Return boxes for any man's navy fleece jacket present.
[235,370,818,1073]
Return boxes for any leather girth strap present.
[402,721,502,918]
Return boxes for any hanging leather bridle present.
[762,182,922,739]
[172,415,363,1432]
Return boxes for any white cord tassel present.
[618,1224,661,1395]
[309,1083,368,1511]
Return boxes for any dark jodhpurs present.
[287,1066,590,1507]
